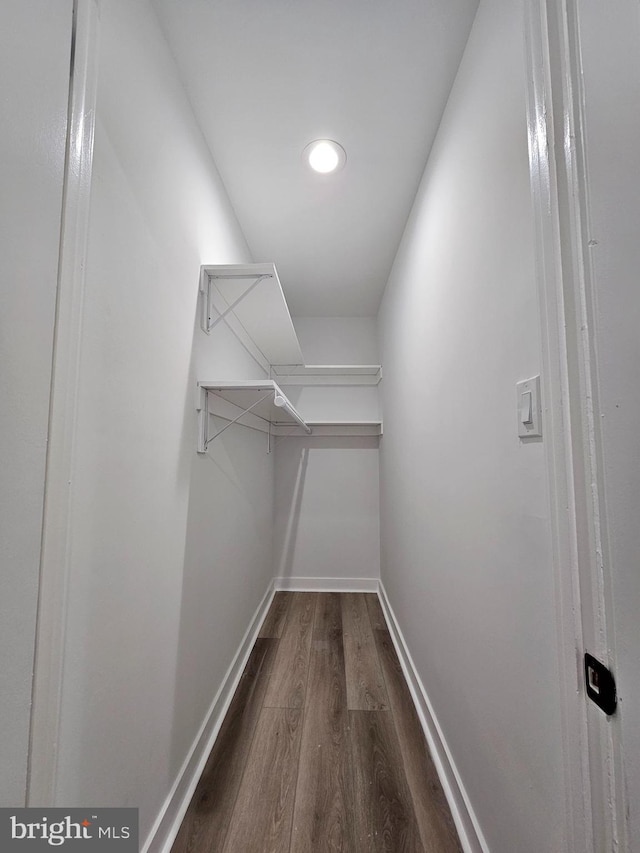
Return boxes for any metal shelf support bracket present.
[200,271,272,334]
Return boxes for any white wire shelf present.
[199,264,305,366]
[270,364,382,385]
[196,380,311,452]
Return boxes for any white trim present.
[523,3,593,850]
[524,2,624,850]
[274,576,379,593]
[377,582,488,853]
[143,580,276,853]
[27,0,100,806]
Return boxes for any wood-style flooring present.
[172,592,462,853]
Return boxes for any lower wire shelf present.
[197,380,311,452]
[197,381,383,452]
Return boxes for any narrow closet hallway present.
[9,1,640,851]
[172,593,461,852]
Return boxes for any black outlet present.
[584,653,617,716]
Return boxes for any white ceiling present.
[153,0,479,317]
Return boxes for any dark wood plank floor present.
[172,592,462,853]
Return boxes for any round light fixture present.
[304,139,346,174]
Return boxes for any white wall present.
[274,318,380,583]
[0,0,73,806]
[574,2,640,844]
[377,0,566,850]
[285,315,380,424]
[273,436,380,583]
[294,316,379,364]
[52,1,273,843]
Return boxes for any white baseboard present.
[377,581,489,853]
[274,575,379,592]
[142,579,276,853]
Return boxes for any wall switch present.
[520,390,533,425]
[516,376,542,438]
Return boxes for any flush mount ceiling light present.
[304,139,347,174]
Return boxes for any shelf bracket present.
[197,381,312,452]
[198,390,273,452]
[200,272,272,334]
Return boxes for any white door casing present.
[524,0,634,850]
[27,0,100,806]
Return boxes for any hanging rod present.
[273,392,312,434]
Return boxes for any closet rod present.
[274,393,312,434]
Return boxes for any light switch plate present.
[516,375,542,438]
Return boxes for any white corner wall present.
[377,0,566,850]
[52,0,273,844]
[293,316,379,364]
[0,0,73,806]
[273,317,381,584]
[273,435,380,584]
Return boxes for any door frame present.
[27,0,100,806]
[523,1,625,850]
